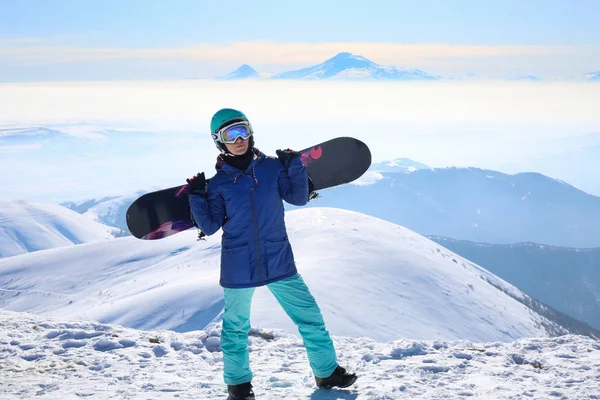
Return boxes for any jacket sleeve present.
[189,182,226,235]
[278,156,309,206]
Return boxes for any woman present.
[187,108,357,399]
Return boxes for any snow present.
[0,208,567,343]
[1,309,599,399]
[1,207,599,397]
[369,158,431,173]
[350,171,384,185]
[0,200,117,258]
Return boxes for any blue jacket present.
[189,150,309,288]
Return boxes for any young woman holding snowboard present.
[187,108,357,399]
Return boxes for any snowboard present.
[126,137,371,240]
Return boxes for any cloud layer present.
[1,80,599,202]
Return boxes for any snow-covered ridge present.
[299,167,600,248]
[217,53,439,81]
[1,309,598,399]
[369,158,431,173]
[0,207,579,342]
[0,200,117,258]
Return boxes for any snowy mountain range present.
[216,57,600,82]
[297,166,600,248]
[0,200,117,258]
[429,237,600,330]
[218,52,439,81]
[59,162,600,248]
[2,208,593,342]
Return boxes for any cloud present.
[0,143,43,152]
[1,80,599,202]
[50,125,108,140]
[0,40,586,67]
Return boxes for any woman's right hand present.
[186,172,206,195]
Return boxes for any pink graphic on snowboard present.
[301,146,323,165]
[143,219,195,240]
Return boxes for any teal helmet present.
[210,108,253,153]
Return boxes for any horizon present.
[1,1,600,81]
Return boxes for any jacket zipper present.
[249,187,262,284]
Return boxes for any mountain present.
[428,237,600,330]
[0,200,117,258]
[1,309,597,399]
[370,158,431,173]
[217,64,260,80]
[63,162,600,248]
[62,192,145,236]
[271,52,438,81]
[2,208,593,342]
[297,166,600,248]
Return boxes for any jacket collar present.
[216,147,264,177]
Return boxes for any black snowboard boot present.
[315,365,357,389]
[227,382,255,400]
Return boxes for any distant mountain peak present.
[326,52,372,63]
[217,64,260,80]
[370,158,431,173]
[271,52,438,81]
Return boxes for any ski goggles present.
[213,121,253,144]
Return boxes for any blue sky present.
[2,0,599,45]
[1,0,599,80]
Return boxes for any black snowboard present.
[126,137,371,240]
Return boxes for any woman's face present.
[225,136,250,156]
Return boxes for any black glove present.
[186,172,206,195]
[276,148,301,168]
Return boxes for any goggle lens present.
[219,123,252,143]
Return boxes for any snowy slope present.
[0,208,570,342]
[271,52,438,81]
[429,237,600,330]
[1,309,599,399]
[0,200,117,258]
[370,158,431,173]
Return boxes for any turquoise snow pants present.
[221,273,338,385]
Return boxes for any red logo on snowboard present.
[301,146,323,165]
